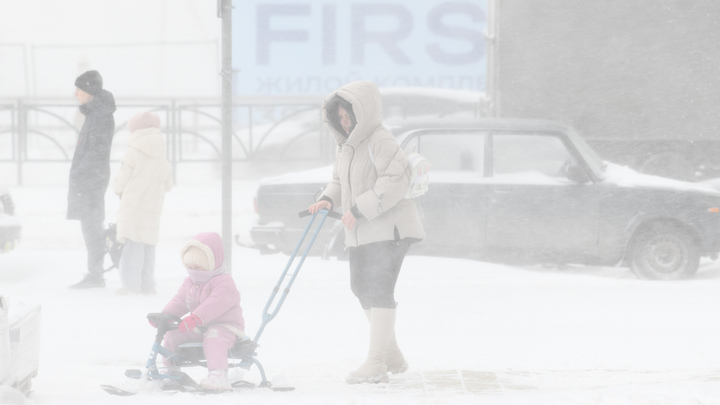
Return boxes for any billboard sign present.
[232,1,487,96]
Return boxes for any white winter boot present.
[199,369,232,391]
[363,309,408,374]
[346,308,396,384]
[386,337,409,374]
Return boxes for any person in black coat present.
[68,70,117,289]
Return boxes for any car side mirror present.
[566,164,589,183]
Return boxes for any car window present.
[405,132,485,174]
[492,134,572,178]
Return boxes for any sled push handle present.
[146,313,182,343]
[252,209,339,343]
[298,209,342,220]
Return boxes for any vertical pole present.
[170,100,178,186]
[486,0,499,118]
[219,0,233,271]
[17,101,25,186]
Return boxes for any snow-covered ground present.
[3,181,720,405]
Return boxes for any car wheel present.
[629,224,699,280]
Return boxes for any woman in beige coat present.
[308,81,425,384]
[113,111,173,294]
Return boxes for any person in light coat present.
[308,81,425,384]
[112,111,172,294]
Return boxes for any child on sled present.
[153,232,245,391]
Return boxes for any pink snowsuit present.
[161,232,245,371]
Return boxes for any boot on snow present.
[385,339,409,374]
[69,273,105,289]
[200,369,232,391]
[363,309,409,375]
[346,308,396,384]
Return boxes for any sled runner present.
[102,209,340,395]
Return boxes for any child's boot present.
[200,369,232,391]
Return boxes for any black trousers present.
[348,240,410,309]
[80,217,106,277]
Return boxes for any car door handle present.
[492,189,512,194]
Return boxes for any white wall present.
[0,0,222,98]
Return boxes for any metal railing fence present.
[0,97,334,185]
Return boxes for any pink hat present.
[128,111,161,133]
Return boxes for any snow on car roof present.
[259,161,720,196]
[604,163,720,194]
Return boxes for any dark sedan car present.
[247,119,720,280]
